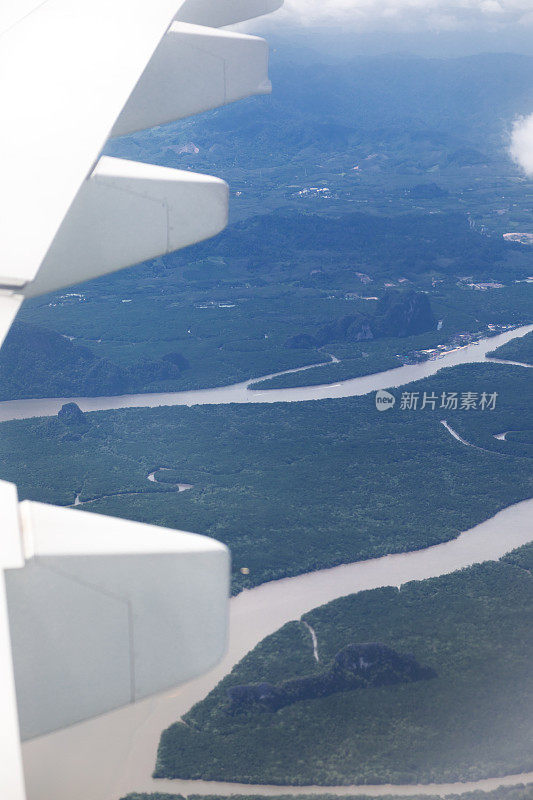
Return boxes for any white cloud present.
[510,114,533,176]
[276,0,533,30]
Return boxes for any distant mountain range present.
[106,51,533,173]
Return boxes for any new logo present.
[375,389,396,411]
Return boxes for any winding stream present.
[302,620,320,663]
[439,420,513,457]
[12,323,533,799]
[147,468,193,491]
[68,470,193,508]
[0,325,531,423]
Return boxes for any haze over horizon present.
[240,1,533,188]
[266,0,533,31]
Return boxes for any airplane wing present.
[1,480,229,799]
[0,0,280,302]
[0,0,185,295]
[6,494,229,741]
[0,1,281,798]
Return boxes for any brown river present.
[21,499,533,800]
[0,325,531,422]
[11,323,533,799]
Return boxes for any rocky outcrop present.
[82,359,129,396]
[316,314,374,345]
[226,642,436,714]
[58,402,87,427]
[372,289,436,338]
[285,290,435,350]
[285,314,374,350]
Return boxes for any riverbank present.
[116,771,533,798]
[22,498,533,800]
[0,325,531,423]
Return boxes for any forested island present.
[0,362,530,593]
[1,48,532,798]
[155,546,533,785]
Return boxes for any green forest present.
[155,547,533,785]
[489,331,533,366]
[3,222,530,401]
[4,227,529,401]
[3,51,533,401]
[0,362,530,593]
[2,50,532,800]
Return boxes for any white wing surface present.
[0,0,182,292]
[0,0,279,301]
[0,483,26,800]
[111,23,271,137]
[5,494,229,741]
[24,158,229,297]
[0,293,24,349]
[0,1,281,797]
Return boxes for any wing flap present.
[112,23,271,137]
[24,157,228,297]
[0,0,280,303]
[5,495,230,740]
[0,0,183,289]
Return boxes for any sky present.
[276,0,533,31]
[247,0,533,56]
